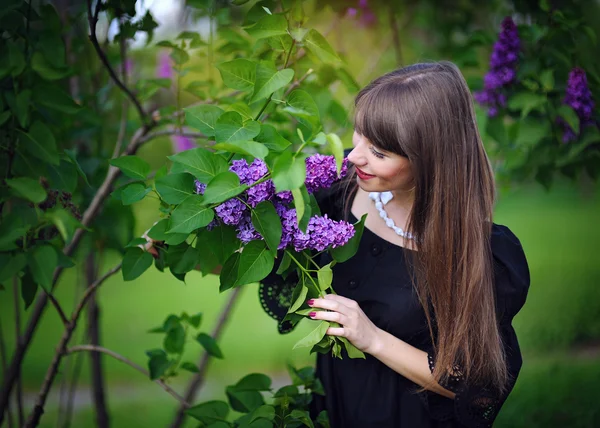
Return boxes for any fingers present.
[308,296,352,314]
[324,294,359,309]
[326,327,345,337]
[309,310,347,325]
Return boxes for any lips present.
[355,167,376,180]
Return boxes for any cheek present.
[378,162,412,182]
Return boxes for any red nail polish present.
[307,299,314,306]
[309,312,316,318]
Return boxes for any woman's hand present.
[308,294,383,355]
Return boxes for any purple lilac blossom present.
[247,180,275,207]
[236,214,262,244]
[304,155,349,194]
[171,134,196,153]
[214,198,246,226]
[276,190,293,205]
[156,50,173,79]
[558,68,597,143]
[474,17,520,117]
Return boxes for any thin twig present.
[0,307,15,428]
[112,21,129,158]
[67,345,190,407]
[23,263,122,427]
[47,294,69,326]
[12,277,23,427]
[86,0,149,124]
[169,287,243,428]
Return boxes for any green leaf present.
[289,409,314,428]
[18,121,60,165]
[47,160,78,193]
[0,224,29,252]
[250,64,294,104]
[64,149,91,188]
[485,116,507,146]
[27,245,58,292]
[331,213,367,263]
[122,247,154,281]
[186,400,229,424]
[203,171,247,204]
[245,14,288,40]
[288,282,308,313]
[21,270,38,310]
[317,263,333,292]
[45,209,81,242]
[507,92,547,119]
[121,183,151,205]
[251,201,282,257]
[539,70,554,92]
[0,253,26,283]
[15,89,31,128]
[283,90,320,132]
[337,68,360,93]
[168,147,229,182]
[8,41,25,77]
[255,124,291,152]
[125,238,148,248]
[31,51,70,80]
[293,185,311,232]
[184,105,224,137]
[181,362,200,373]
[326,133,345,175]
[148,219,186,244]
[339,337,365,359]
[110,155,151,180]
[170,243,201,274]
[146,349,172,380]
[155,173,196,204]
[304,29,340,64]
[164,321,185,354]
[249,405,276,423]
[215,111,261,143]
[196,333,224,358]
[32,84,81,114]
[557,105,580,135]
[220,252,241,292]
[199,225,239,265]
[0,111,11,127]
[216,59,256,91]
[515,118,551,148]
[168,195,215,234]
[293,321,329,349]
[236,373,272,391]
[236,240,274,287]
[272,152,306,192]
[226,386,264,414]
[6,177,47,203]
[213,140,269,160]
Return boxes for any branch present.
[0,308,15,428]
[67,345,190,407]
[112,21,129,158]
[11,278,23,427]
[170,287,243,428]
[47,293,69,326]
[87,0,150,124]
[23,262,122,427]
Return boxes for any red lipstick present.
[355,167,376,180]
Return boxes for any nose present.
[347,134,367,166]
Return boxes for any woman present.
[301,62,530,427]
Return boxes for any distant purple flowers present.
[474,17,520,117]
[171,134,196,153]
[558,68,597,143]
[194,154,354,251]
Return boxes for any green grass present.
[1,179,599,427]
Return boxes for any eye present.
[369,146,385,159]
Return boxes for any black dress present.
[306,186,531,428]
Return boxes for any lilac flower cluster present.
[474,17,520,117]
[344,0,377,27]
[558,68,597,143]
[305,155,349,194]
[194,154,354,250]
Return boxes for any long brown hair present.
[350,62,507,392]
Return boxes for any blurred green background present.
[1,0,600,427]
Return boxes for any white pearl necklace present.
[369,191,416,241]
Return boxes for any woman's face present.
[347,131,414,193]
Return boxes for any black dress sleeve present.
[420,224,531,427]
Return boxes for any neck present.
[391,189,414,213]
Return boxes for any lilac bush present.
[558,68,597,143]
[474,17,520,117]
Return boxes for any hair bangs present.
[354,83,410,157]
